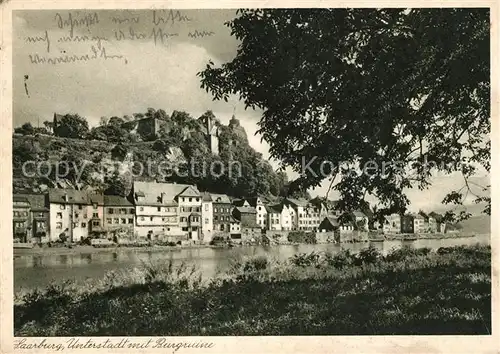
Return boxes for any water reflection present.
[14,235,490,291]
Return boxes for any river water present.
[14,234,490,292]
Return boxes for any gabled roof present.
[210,193,231,204]
[267,203,283,213]
[133,181,198,206]
[48,189,92,205]
[88,193,104,205]
[321,216,339,228]
[247,197,263,207]
[15,193,48,211]
[232,199,249,207]
[235,206,257,214]
[104,195,133,206]
[178,186,200,198]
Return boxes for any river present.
[14,234,490,292]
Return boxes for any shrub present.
[243,255,269,273]
[290,252,322,267]
[354,245,382,265]
[385,245,432,262]
[325,249,353,269]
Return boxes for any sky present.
[13,9,490,213]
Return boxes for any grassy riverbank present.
[15,244,491,336]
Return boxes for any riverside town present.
[12,8,492,338]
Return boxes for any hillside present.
[458,215,491,235]
[12,109,289,199]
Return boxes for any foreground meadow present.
[14,244,491,336]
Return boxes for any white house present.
[201,192,214,242]
[248,197,268,229]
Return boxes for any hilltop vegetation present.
[13,108,308,200]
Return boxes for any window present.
[162,217,166,222]
[167,227,170,231]
[93,221,99,227]
[114,218,119,224]
[109,208,114,214]
[204,204,208,211]
[139,207,144,211]
[93,204,98,210]
[150,217,153,221]
[258,206,262,211]
[107,218,112,224]
[181,207,185,212]
[56,212,62,219]
[214,207,218,213]
[74,213,80,219]
[157,207,161,212]
[180,217,186,222]
[140,217,145,221]
[195,207,200,212]
[182,227,188,231]
[128,218,133,224]
[220,224,225,231]
[120,218,125,224]
[81,222,86,228]
[214,216,218,221]
[37,212,44,218]
[93,213,98,218]
[205,218,209,224]
[189,198,192,202]
[130,208,134,214]
[84,214,88,219]
[78,205,83,210]
[60,205,65,210]
[36,221,44,228]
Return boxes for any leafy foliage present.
[198,8,490,221]
[54,114,89,139]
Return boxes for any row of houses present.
[381,212,451,234]
[13,180,453,244]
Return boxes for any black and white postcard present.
[0,1,498,353]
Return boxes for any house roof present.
[308,197,326,208]
[178,185,201,197]
[266,203,283,213]
[88,193,104,205]
[230,215,240,223]
[246,197,263,207]
[210,193,231,204]
[133,181,198,206]
[189,212,201,217]
[104,195,133,206]
[235,206,257,214]
[320,216,339,228]
[232,199,248,207]
[48,189,93,205]
[15,194,48,211]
